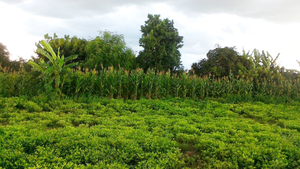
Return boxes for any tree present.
[36,33,88,64]
[29,40,78,96]
[84,31,136,71]
[137,14,183,73]
[190,45,252,77]
[190,58,209,76]
[0,42,11,70]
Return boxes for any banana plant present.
[28,40,78,96]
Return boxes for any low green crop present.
[0,96,300,168]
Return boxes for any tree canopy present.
[0,42,10,69]
[36,33,88,64]
[137,14,183,73]
[190,45,252,77]
[84,31,136,71]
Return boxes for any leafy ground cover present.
[0,96,300,168]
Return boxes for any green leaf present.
[40,40,57,61]
[45,67,55,74]
[65,54,78,63]
[59,57,64,67]
[48,76,54,84]
[28,60,45,72]
[57,47,61,60]
[36,48,54,64]
[64,62,78,69]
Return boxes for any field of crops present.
[1,96,300,168]
[1,68,300,102]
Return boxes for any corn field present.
[0,67,299,101]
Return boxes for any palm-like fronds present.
[29,40,78,96]
[39,40,57,61]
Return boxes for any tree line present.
[1,14,299,92]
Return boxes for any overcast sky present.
[1,0,300,70]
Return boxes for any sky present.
[0,0,300,70]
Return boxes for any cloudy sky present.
[0,0,300,70]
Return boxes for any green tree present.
[84,31,136,71]
[190,45,252,77]
[0,42,10,70]
[36,33,88,64]
[137,14,183,73]
[29,40,78,96]
[190,58,210,76]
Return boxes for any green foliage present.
[240,49,288,96]
[0,67,40,97]
[84,31,136,71]
[1,97,300,168]
[249,49,280,70]
[1,66,300,101]
[137,14,183,73]
[0,42,11,70]
[63,68,300,101]
[38,33,88,64]
[28,40,78,96]
[190,45,252,77]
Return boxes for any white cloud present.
[0,0,299,70]
[0,1,40,60]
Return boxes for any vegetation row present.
[1,66,300,103]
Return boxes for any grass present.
[0,96,300,168]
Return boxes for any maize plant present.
[3,60,300,101]
[157,71,167,98]
[144,69,155,99]
[130,68,143,100]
